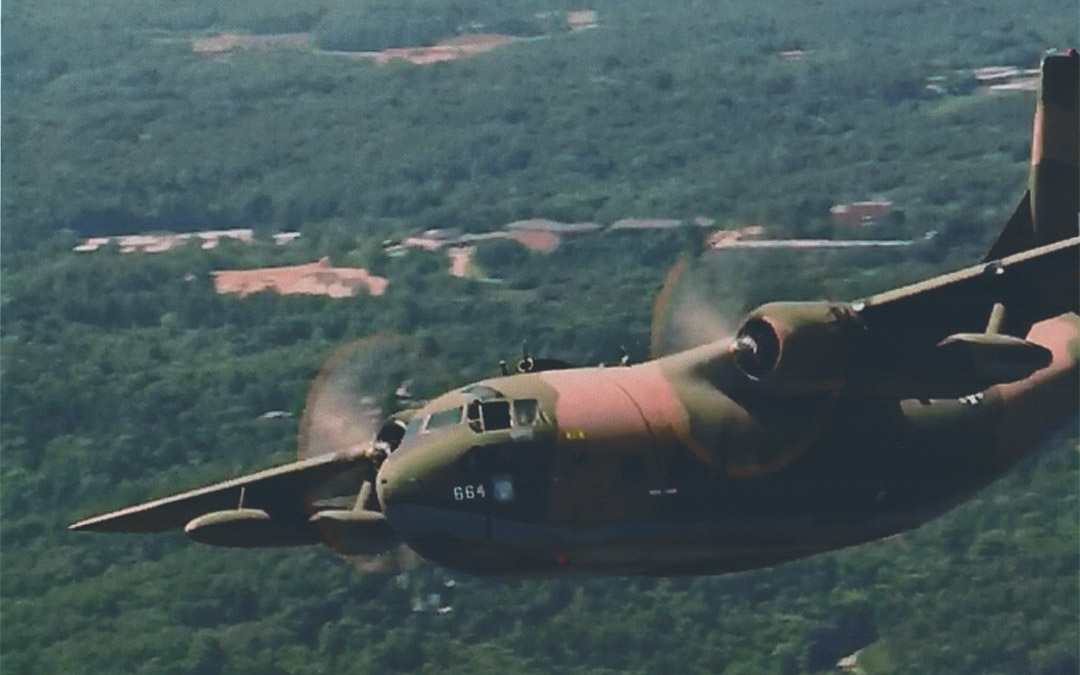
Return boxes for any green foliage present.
[472,239,529,279]
[310,1,554,52]
[2,0,1077,673]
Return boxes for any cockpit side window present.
[465,398,541,432]
[480,400,511,431]
[375,419,408,454]
[512,399,540,426]
[404,416,423,440]
[424,406,463,432]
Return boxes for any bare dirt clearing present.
[190,31,521,65]
[213,258,388,298]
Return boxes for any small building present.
[610,218,682,230]
[565,10,599,31]
[974,65,1040,96]
[195,229,255,249]
[505,218,603,234]
[707,224,765,248]
[74,229,256,253]
[974,66,1021,83]
[73,237,111,252]
[610,217,713,231]
[829,199,893,226]
[402,228,463,251]
[273,231,302,246]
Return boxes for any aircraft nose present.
[374,447,425,512]
[375,439,490,545]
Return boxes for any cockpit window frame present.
[459,384,505,401]
[465,397,548,433]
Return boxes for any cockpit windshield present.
[401,405,463,443]
[466,398,545,433]
[424,406,463,431]
[400,397,546,443]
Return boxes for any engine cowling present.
[731,301,858,394]
[657,301,860,477]
[184,508,322,548]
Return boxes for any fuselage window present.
[512,399,540,426]
[480,400,512,431]
[425,406,463,432]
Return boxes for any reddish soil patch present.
[192,32,311,54]
[446,246,476,278]
[706,225,765,247]
[365,33,518,66]
[506,229,560,252]
[213,257,388,298]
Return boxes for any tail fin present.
[985,49,1078,261]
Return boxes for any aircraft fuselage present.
[375,314,1079,575]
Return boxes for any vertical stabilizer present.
[1030,50,1079,245]
[985,50,1079,261]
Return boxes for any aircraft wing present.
[69,452,362,534]
[852,236,1079,396]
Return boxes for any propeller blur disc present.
[298,334,421,461]
[298,334,426,570]
[650,254,740,357]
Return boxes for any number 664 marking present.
[453,484,486,500]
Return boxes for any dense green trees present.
[5,0,1073,259]
[3,0,1077,673]
[311,2,555,52]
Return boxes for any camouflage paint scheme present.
[72,52,1079,576]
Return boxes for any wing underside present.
[69,453,362,534]
[853,236,1079,397]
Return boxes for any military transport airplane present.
[72,51,1079,576]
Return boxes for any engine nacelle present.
[731,301,858,394]
[310,509,397,556]
[184,509,321,548]
[659,301,860,477]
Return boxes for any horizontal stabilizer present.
[854,236,1079,398]
[932,332,1053,396]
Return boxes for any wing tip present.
[69,512,133,533]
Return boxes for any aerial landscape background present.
[2,0,1077,672]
